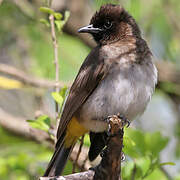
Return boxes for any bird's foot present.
[105,113,130,134]
[116,113,130,127]
[104,113,130,137]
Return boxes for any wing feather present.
[56,46,109,141]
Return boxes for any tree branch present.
[0,63,67,88]
[0,107,53,144]
[40,170,95,180]
[156,61,180,84]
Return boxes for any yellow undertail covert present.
[64,117,88,147]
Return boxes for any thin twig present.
[69,145,91,171]
[80,156,89,172]
[49,13,60,143]
[72,135,85,173]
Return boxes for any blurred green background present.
[0,0,180,179]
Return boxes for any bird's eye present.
[103,20,112,29]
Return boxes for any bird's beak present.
[78,24,102,34]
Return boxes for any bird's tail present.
[43,134,75,177]
[43,117,88,177]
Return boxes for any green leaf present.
[145,132,169,157]
[123,136,139,158]
[27,115,51,132]
[39,18,50,27]
[39,7,54,14]
[59,86,68,99]
[51,92,63,105]
[135,166,144,179]
[59,86,68,114]
[136,157,151,177]
[53,12,62,20]
[159,162,175,166]
[64,11,70,23]
[54,20,64,32]
[54,11,70,32]
[83,134,90,146]
[124,128,147,157]
[122,161,134,179]
[143,157,159,178]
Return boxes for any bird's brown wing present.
[56,46,109,140]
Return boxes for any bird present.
[43,4,157,177]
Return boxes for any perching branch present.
[0,107,53,144]
[40,170,95,180]
[40,115,125,180]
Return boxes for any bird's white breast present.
[78,57,157,132]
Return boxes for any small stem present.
[72,135,85,173]
[80,156,89,172]
[131,163,137,180]
[49,14,60,143]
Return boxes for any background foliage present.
[0,0,180,179]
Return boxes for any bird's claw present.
[121,151,126,161]
[105,113,130,128]
[117,113,130,128]
[105,113,130,137]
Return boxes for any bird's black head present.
[78,4,141,44]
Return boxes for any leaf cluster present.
[39,7,70,32]
[122,128,174,179]
[27,86,68,139]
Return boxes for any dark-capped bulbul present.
[44,4,157,177]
